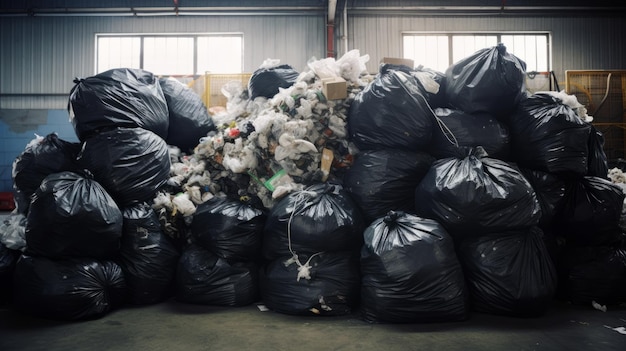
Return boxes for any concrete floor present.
[1,299,625,351]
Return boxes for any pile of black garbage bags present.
[1,43,625,323]
[345,43,626,322]
[2,69,213,320]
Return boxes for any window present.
[96,34,243,75]
[403,33,550,73]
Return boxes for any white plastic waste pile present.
[153,50,372,222]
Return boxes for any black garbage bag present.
[445,43,527,118]
[456,226,557,317]
[118,203,180,305]
[587,125,609,178]
[262,183,365,260]
[348,64,436,151]
[552,176,625,247]
[428,108,511,160]
[0,243,19,304]
[12,133,80,214]
[191,196,266,262]
[557,245,626,306]
[259,251,360,316]
[159,77,216,153]
[374,64,446,108]
[77,127,170,207]
[13,255,127,320]
[360,211,468,323]
[520,168,566,228]
[343,149,434,223]
[509,92,591,176]
[176,244,259,306]
[414,147,542,235]
[248,64,299,100]
[68,68,169,141]
[25,171,122,259]
[413,65,447,109]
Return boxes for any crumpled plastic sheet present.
[0,212,27,251]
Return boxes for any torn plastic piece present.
[604,325,626,335]
[592,300,608,312]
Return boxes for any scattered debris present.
[604,325,626,335]
[592,300,608,312]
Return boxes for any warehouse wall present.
[0,15,325,109]
[340,14,626,83]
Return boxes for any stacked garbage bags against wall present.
[2,44,626,322]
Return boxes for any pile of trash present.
[160,50,370,210]
[2,44,626,322]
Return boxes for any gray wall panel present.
[342,15,626,83]
[0,15,325,109]
[2,12,624,109]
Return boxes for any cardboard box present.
[381,57,415,68]
[322,77,347,100]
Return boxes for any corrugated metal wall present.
[1,11,625,109]
[0,15,325,109]
[341,14,626,81]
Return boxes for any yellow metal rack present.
[565,70,626,160]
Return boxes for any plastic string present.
[283,190,324,281]
[435,115,459,147]
[392,70,459,148]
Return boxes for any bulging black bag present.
[445,43,527,118]
[0,243,19,304]
[428,108,511,160]
[552,176,625,247]
[176,244,259,306]
[262,183,365,260]
[457,226,557,317]
[520,168,567,228]
[159,77,216,153]
[259,251,360,316]
[343,149,434,222]
[13,255,127,320]
[587,124,609,178]
[248,64,299,99]
[12,133,80,214]
[360,211,468,323]
[557,245,626,306]
[509,92,591,176]
[68,68,169,141]
[77,127,171,207]
[25,171,122,259]
[348,64,436,151]
[414,147,542,235]
[119,203,180,305]
[191,196,266,262]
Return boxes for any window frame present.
[402,31,552,73]
[95,32,244,76]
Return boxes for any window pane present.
[452,35,498,64]
[143,37,194,75]
[501,35,549,72]
[97,37,140,73]
[402,35,449,72]
[197,36,243,74]
[404,33,550,76]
